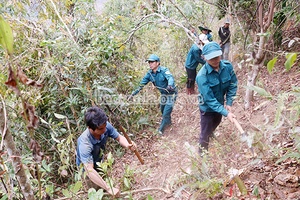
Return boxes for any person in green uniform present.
[185,43,206,95]
[196,42,238,153]
[129,54,177,135]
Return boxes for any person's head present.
[198,34,209,46]
[224,19,230,28]
[202,42,222,68]
[85,106,108,132]
[146,54,160,72]
[201,29,208,34]
[198,26,212,34]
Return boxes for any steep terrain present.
[111,60,300,199]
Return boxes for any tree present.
[214,0,299,109]
[244,0,276,109]
[0,16,35,200]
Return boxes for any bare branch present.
[0,94,7,151]
[263,0,276,31]
[49,0,79,48]
[202,0,216,6]
[122,13,199,49]
[167,0,191,27]
[258,0,263,30]
[11,18,44,35]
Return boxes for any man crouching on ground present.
[76,106,137,197]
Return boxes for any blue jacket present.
[185,44,206,70]
[132,66,176,95]
[76,122,119,169]
[207,33,213,42]
[196,60,237,116]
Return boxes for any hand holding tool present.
[232,118,255,155]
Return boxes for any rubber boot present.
[190,84,195,94]
[187,87,192,95]
[186,79,195,95]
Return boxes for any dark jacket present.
[218,26,231,44]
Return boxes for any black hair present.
[84,106,108,131]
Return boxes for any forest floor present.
[111,57,300,200]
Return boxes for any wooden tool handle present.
[118,125,145,165]
[232,118,244,134]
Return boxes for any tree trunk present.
[244,0,275,109]
[0,106,35,200]
[244,62,263,109]
[244,34,266,109]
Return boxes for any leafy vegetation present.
[0,0,299,199]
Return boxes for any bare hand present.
[227,112,236,123]
[128,141,137,152]
[224,105,232,112]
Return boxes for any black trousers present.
[199,110,222,150]
[185,67,196,88]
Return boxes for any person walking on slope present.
[76,106,137,197]
[129,54,177,135]
[185,36,209,95]
[196,41,238,153]
[218,20,231,60]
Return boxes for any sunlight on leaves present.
[147,194,154,200]
[62,189,71,198]
[267,56,277,74]
[72,181,82,194]
[54,113,67,119]
[124,177,130,188]
[245,85,272,99]
[45,184,54,196]
[284,53,297,71]
[88,188,104,200]
[252,185,260,197]
[233,175,247,195]
[276,152,300,164]
[0,15,14,55]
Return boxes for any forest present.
[0,0,299,199]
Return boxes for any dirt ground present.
[111,57,300,200]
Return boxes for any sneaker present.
[158,121,171,134]
[156,129,164,136]
[198,147,208,157]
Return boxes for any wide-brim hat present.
[198,26,212,33]
[202,42,222,60]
